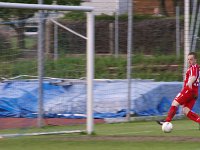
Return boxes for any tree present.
[159,0,185,16]
[159,0,168,16]
[0,0,82,49]
[172,0,184,15]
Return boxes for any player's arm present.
[187,65,199,89]
[187,76,196,89]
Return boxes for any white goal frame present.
[0,2,94,135]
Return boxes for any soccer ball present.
[162,122,173,133]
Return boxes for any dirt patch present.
[0,118,104,129]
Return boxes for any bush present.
[0,30,11,55]
[0,30,20,60]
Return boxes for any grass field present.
[0,119,200,150]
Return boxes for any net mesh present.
[0,7,89,136]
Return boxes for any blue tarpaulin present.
[0,80,199,118]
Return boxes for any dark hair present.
[188,52,197,59]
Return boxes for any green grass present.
[0,53,195,81]
[0,119,200,150]
[63,12,168,21]
[25,36,37,49]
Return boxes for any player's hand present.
[187,82,192,89]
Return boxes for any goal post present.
[184,0,190,76]
[86,12,94,135]
[0,2,94,135]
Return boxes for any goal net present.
[0,2,94,137]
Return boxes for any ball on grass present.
[162,122,173,133]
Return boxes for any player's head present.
[188,52,197,66]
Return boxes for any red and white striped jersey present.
[184,64,199,89]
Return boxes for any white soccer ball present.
[162,122,173,133]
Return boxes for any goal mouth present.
[0,2,95,135]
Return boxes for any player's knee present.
[171,100,180,107]
[182,107,190,115]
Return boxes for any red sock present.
[187,111,200,123]
[165,106,177,122]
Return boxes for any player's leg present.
[157,100,179,125]
[165,100,179,122]
[165,88,195,122]
[157,88,190,125]
[183,99,200,123]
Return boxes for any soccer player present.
[157,52,200,125]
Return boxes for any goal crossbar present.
[0,2,93,12]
